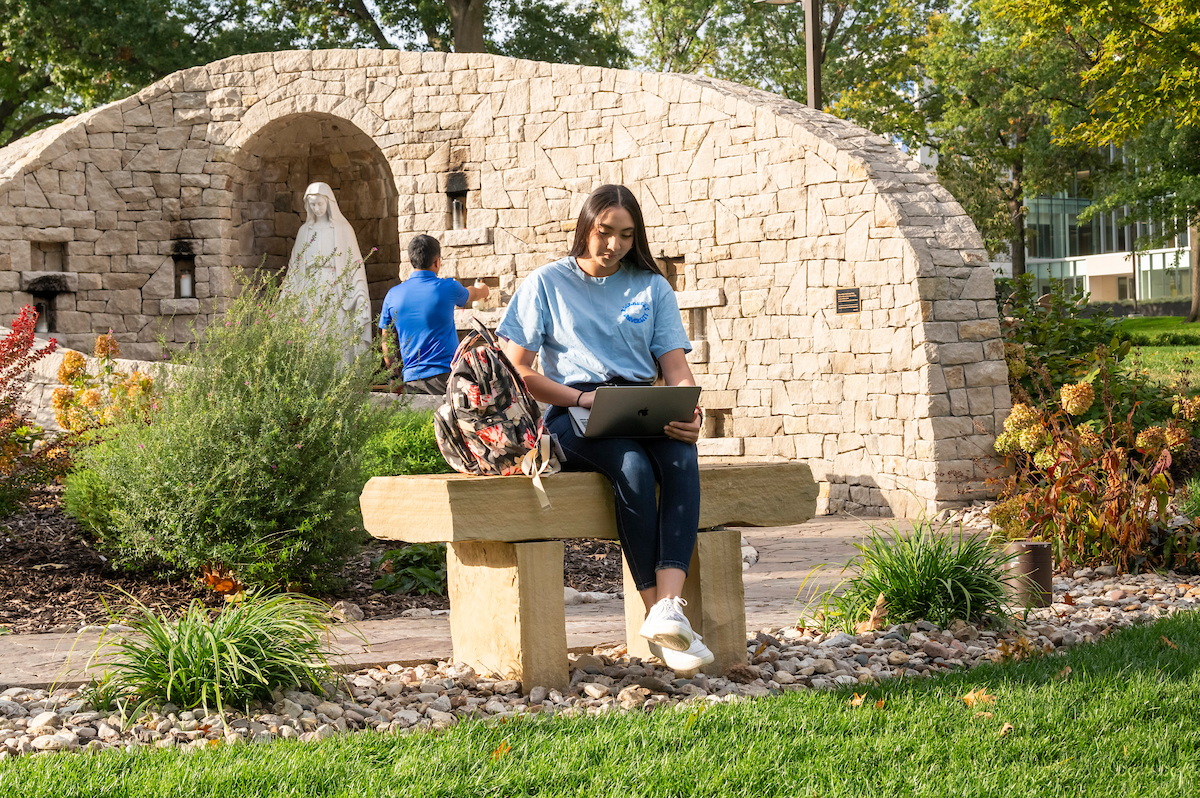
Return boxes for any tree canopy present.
[0,0,628,146]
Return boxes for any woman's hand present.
[578,390,595,409]
[664,407,702,444]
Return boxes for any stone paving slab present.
[0,516,906,690]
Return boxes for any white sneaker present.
[638,597,694,651]
[648,636,715,672]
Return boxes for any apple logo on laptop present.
[637,407,650,417]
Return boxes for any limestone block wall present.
[0,50,1009,515]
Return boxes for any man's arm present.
[381,325,400,369]
[462,282,490,306]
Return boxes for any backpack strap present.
[519,427,557,511]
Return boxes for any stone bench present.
[359,462,817,691]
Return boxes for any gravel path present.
[3,565,1196,759]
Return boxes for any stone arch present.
[0,49,1011,515]
[230,111,401,318]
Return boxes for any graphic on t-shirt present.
[620,300,650,323]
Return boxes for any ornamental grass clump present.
[75,270,383,589]
[97,591,338,714]
[837,517,1013,629]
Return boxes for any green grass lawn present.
[1123,345,1200,388]
[1115,316,1194,337]
[7,612,1200,797]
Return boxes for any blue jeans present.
[546,386,701,591]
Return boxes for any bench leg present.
[621,527,747,674]
[447,540,568,693]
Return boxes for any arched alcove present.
[230,112,401,319]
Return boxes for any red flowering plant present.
[0,305,67,514]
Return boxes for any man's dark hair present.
[408,234,441,270]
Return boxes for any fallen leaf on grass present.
[962,688,995,708]
[999,723,1014,737]
[973,711,994,719]
[874,699,886,709]
[1162,636,1178,650]
[848,693,866,707]
[1056,666,1073,680]
[492,740,512,760]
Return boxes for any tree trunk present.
[1008,158,1026,279]
[446,0,487,52]
[1187,223,1199,323]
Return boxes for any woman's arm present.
[658,348,702,444]
[503,340,597,409]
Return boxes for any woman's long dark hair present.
[568,184,663,277]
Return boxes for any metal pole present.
[804,0,821,110]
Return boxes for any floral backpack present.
[433,319,561,509]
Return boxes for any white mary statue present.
[283,182,372,352]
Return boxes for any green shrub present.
[372,543,448,595]
[997,274,1121,394]
[999,275,1174,431]
[62,467,115,542]
[837,517,1013,628]
[1122,330,1200,348]
[360,407,451,480]
[98,591,337,713]
[78,272,382,589]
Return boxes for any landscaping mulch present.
[0,487,623,635]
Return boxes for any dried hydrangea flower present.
[93,332,120,360]
[56,350,86,384]
[1059,383,1095,416]
[1004,403,1039,434]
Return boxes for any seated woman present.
[496,184,712,671]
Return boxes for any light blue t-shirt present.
[497,256,691,385]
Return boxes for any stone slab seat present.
[359,462,817,692]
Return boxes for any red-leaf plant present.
[0,306,62,511]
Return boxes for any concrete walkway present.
[0,515,910,690]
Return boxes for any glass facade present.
[1025,168,1190,302]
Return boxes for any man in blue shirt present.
[380,235,490,394]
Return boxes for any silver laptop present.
[567,385,701,438]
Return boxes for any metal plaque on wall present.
[836,288,861,314]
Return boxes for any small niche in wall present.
[173,242,196,299]
[703,408,733,439]
[446,171,468,230]
[32,299,52,334]
[31,242,65,272]
[658,256,684,291]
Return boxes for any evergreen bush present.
[360,406,451,480]
[78,273,382,589]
